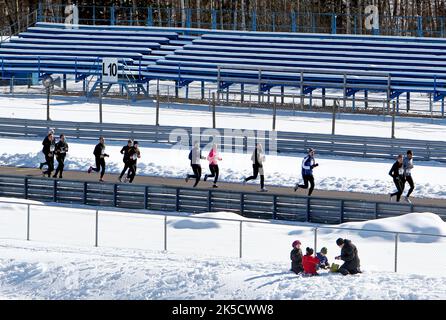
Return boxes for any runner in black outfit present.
[53,134,68,179]
[118,139,133,182]
[41,132,56,178]
[126,141,141,183]
[88,136,109,182]
[295,148,319,196]
[39,130,54,171]
[389,154,405,202]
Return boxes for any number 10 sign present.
[102,58,118,83]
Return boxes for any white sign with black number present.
[102,58,118,83]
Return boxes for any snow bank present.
[333,212,446,243]
[0,239,445,300]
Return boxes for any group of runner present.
[38,132,415,202]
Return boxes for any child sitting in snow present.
[316,247,330,270]
[290,240,304,275]
[302,247,320,276]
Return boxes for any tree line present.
[2,1,446,36]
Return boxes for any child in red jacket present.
[302,247,320,276]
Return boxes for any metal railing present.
[1,198,445,273]
[0,174,445,225]
[0,10,38,44]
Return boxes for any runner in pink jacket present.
[204,144,222,188]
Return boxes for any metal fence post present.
[164,215,168,251]
[156,80,160,126]
[212,92,216,129]
[144,186,149,210]
[394,233,399,273]
[272,96,277,131]
[314,228,318,253]
[26,204,30,241]
[239,221,243,259]
[306,197,311,222]
[95,210,99,247]
[83,182,88,205]
[391,101,396,139]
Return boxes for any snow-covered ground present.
[0,197,446,299]
[1,136,445,199]
[0,93,445,141]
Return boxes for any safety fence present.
[0,175,445,225]
[1,198,445,274]
[0,117,445,162]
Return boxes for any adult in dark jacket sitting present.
[290,240,304,275]
[335,238,361,276]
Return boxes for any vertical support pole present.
[63,74,67,92]
[241,83,245,103]
[156,79,160,126]
[26,204,30,241]
[322,88,326,109]
[216,66,221,103]
[417,16,423,37]
[364,90,369,110]
[314,228,318,253]
[391,101,396,139]
[147,7,153,26]
[113,184,118,207]
[46,87,50,121]
[394,233,399,272]
[83,182,88,205]
[99,81,103,124]
[406,92,411,112]
[300,71,304,109]
[343,73,347,109]
[429,93,433,117]
[110,5,115,25]
[212,9,217,29]
[144,186,149,210]
[201,81,205,100]
[226,86,229,103]
[281,86,284,104]
[442,98,445,118]
[239,221,243,259]
[331,14,337,34]
[95,210,99,247]
[309,91,313,109]
[352,92,356,111]
[212,92,216,129]
[387,75,392,113]
[272,96,277,131]
[251,10,257,31]
[291,11,296,32]
[258,69,262,104]
[164,215,168,251]
[332,101,337,135]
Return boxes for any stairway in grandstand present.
[1,22,446,103]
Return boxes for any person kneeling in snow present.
[316,247,330,270]
[302,247,320,276]
[290,240,304,275]
[335,238,361,276]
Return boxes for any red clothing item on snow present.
[302,254,320,275]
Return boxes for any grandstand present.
[1,21,446,111]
